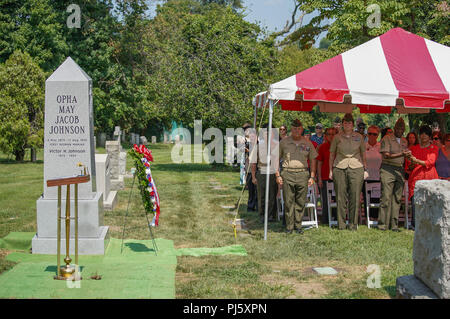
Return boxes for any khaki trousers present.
[378,164,405,230]
[256,171,277,219]
[333,167,364,230]
[281,170,309,231]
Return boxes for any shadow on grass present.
[383,285,396,298]
[125,242,155,253]
[0,158,43,165]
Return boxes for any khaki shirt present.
[279,136,318,169]
[330,132,365,169]
[379,135,408,167]
[250,138,279,174]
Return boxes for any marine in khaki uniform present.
[378,118,408,232]
[276,119,317,234]
[329,113,368,230]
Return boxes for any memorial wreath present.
[129,144,160,226]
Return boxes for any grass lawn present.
[0,143,414,298]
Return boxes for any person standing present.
[333,117,342,132]
[405,132,419,179]
[311,123,324,147]
[378,118,408,232]
[357,121,368,142]
[245,126,258,212]
[436,133,450,180]
[251,124,278,223]
[279,125,288,140]
[329,113,368,230]
[317,127,336,224]
[406,125,439,229]
[363,125,382,222]
[365,125,382,181]
[276,119,317,234]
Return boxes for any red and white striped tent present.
[253,27,450,114]
[254,28,449,240]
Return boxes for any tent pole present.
[264,100,274,241]
[253,103,258,129]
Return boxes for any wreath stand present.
[120,168,158,255]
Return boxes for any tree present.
[141,0,277,132]
[0,51,46,161]
[0,0,68,72]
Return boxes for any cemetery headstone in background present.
[95,153,117,210]
[32,57,109,255]
[105,141,124,190]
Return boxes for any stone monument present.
[151,136,157,144]
[95,153,117,210]
[140,136,148,145]
[105,140,124,190]
[98,132,106,148]
[32,57,109,255]
[396,179,450,299]
[113,126,121,143]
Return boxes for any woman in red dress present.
[406,125,439,229]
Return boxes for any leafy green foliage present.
[0,0,68,71]
[142,0,277,131]
[0,51,45,161]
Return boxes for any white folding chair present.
[365,181,381,228]
[302,185,319,229]
[327,181,338,227]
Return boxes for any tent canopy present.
[253,28,450,114]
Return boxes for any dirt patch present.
[261,274,328,298]
[108,225,122,233]
[0,249,11,258]
[176,271,197,284]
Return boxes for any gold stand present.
[47,174,90,280]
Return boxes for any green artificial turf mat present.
[0,233,247,299]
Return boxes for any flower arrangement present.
[129,144,160,226]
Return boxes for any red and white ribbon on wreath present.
[134,144,160,226]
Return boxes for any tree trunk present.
[31,148,37,162]
[14,148,25,162]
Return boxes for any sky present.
[146,0,327,47]
[242,0,327,46]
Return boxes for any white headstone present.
[113,126,121,142]
[33,57,108,255]
[151,136,157,144]
[99,132,106,147]
[43,57,96,200]
[140,136,148,145]
[95,153,117,210]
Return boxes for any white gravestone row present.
[129,133,140,145]
[95,153,117,210]
[32,57,109,255]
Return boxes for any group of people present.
[243,114,450,234]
